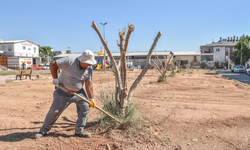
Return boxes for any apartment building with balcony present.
[0,39,41,69]
[200,36,238,67]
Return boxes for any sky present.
[0,0,249,53]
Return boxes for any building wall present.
[174,55,201,65]
[0,41,40,69]
[214,47,226,63]
[0,44,14,56]
[14,42,39,57]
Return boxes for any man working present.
[35,50,97,139]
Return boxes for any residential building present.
[0,39,41,69]
[200,37,238,67]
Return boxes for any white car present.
[43,65,50,70]
[233,66,245,73]
[246,67,250,76]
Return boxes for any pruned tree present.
[92,21,162,115]
[152,52,174,81]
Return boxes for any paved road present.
[216,70,250,85]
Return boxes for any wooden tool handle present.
[57,84,122,124]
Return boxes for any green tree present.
[232,36,250,65]
[39,46,53,63]
[39,46,53,57]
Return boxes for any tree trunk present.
[92,21,162,115]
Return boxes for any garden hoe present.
[56,84,122,124]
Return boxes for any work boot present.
[75,131,91,138]
[35,132,47,139]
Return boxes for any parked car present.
[28,64,44,70]
[231,65,240,72]
[246,67,250,76]
[245,66,250,74]
[233,66,245,73]
[43,65,50,70]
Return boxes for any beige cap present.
[78,50,97,65]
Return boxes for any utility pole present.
[100,22,107,73]
[47,47,50,65]
[228,47,230,70]
[240,34,245,66]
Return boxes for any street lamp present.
[100,22,107,73]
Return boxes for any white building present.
[0,39,41,69]
[54,51,200,68]
[200,37,238,67]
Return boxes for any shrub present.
[214,60,222,68]
[97,88,142,130]
[169,71,176,77]
[200,60,209,69]
[157,75,167,82]
[129,68,134,71]
[5,79,13,83]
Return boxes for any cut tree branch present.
[152,59,163,74]
[92,21,122,89]
[124,24,134,52]
[127,31,162,102]
[164,52,173,75]
[157,56,164,71]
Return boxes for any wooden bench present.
[16,69,32,80]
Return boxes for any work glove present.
[89,98,96,108]
[52,78,60,86]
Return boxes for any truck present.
[29,64,44,70]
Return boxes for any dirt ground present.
[1,69,250,150]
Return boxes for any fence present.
[0,57,7,65]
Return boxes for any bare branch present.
[128,31,162,102]
[164,56,167,75]
[119,28,126,87]
[124,24,134,52]
[157,56,163,72]
[92,21,122,89]
[152,59,163,74]
[164,52,174,75]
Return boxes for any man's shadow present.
[0,116,99,142]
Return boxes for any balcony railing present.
[201,50,214,53]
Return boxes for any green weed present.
[157,75,167,82]
[5,79,13,83]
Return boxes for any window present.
[23,46,26,50]
[2,45,6,50]
[201,55,213,61]
[216,48,220,52]
[194,56,197,61]
[34,47,36,50]
[8,45,12,51]
[28,48,31,50]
